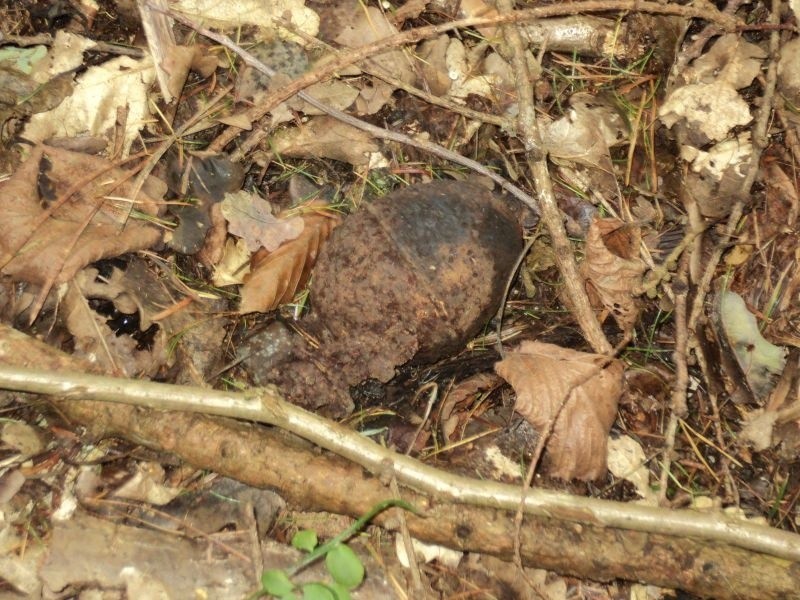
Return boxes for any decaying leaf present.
[315,0,413,115]
[778,37,800,106]
[738,408,779,451]
[579,217,645,334]
[659,35,764,147]
[0,145,163,287]
[221,191,304,252]
[607,434,656,504]
[24,55,155,157]
[681,34,766,90]
[172,0,319,41]
[717,291,787,399]
[212,237,251,286]
[439,372,501,442]
[235,41,358,116]
[543,95,629,168]
[238,204,340,313]
[269,116,380,166]
[681,132,754,218]
[542,95,628,205]
[414,35,452,97]
[495,341,623,481]
[0,31,92,128]
[63,277,165,377]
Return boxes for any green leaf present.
[261,569,295,596]
[325,544,364,589]
[328,582,352,600]
[292,530,319,553]
[301,582,336,600]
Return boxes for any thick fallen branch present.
[0,324,799,598]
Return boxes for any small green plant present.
[254,498,417,600]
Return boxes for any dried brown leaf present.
[326,3,414,85]
[495,341,623,481]
[239,205,339,313]
[439,372,501,442]
[64,275,165,378]
[0,145,163,287]
[579,217,645,334]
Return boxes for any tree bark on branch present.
[0,323,797,598]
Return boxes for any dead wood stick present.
[0,325,798,564]
[48,401,800,600]
[495,0,611,357]
[0,325,798,596]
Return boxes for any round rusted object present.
[310,180,523,385]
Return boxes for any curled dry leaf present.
[579,217,645,335]
[238,203,340,313]
[439,372,502,443]
[495,341,623,481]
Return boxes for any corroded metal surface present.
[262,181,523,416]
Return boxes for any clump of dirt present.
[249,181,523,416]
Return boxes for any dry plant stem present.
[710,391,738,503]
[165,0,741,153]
[389,474,424,595]
[137,0,179,103]
[497,1,611,579]
[495,2,549,582]
[658,254,689,504]
[494,235,537,359]
[496,3,610,353]
[637,225,704,296]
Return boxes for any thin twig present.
[153,0,739,154]
[160,11,543,217]
[657,252,688,504]
[494,2,610,353]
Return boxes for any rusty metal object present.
[254,181,523,416]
